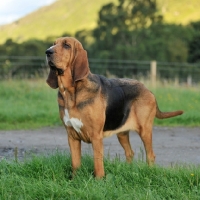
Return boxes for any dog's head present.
[45,37,90,89]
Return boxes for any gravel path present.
[0,126,200,166]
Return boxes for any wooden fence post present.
[174,76,179,86]
[150,60,157,87]
[187,75,192,86]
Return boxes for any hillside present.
[0,0,116,44]
[158,0,200,25]
[0,0,199,44]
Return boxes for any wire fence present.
[0,56,200,86]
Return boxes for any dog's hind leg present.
[138,124,155,165]
[117,131,134,163]
[134,92,156,165]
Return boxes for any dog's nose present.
[45,48,54,57]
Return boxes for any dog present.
[45,37,183,178]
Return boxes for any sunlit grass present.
[0,0,199,44]
[157,0,200,25]
[0,79,199,130]
[0,0,118,43]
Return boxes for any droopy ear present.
[72,49,90,83]
[46,69,58,89]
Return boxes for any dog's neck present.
[57,68,90,109]
[57,67,74,107]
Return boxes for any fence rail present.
[0,56,199,85]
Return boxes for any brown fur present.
[46,37,183,178]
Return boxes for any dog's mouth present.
[48,61,57,70]
[48,61,64,75]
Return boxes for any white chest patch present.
[63,109,83,133]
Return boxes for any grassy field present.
[0,81,200,199]
[0,79,199,130]
[0,152,199,199]
[0,80,58,130]
[152,86,200,126]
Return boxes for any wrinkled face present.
[46,36,90,89]
[45,37,83,75]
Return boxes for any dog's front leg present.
[68,135,81,176]
[91,138,104,178]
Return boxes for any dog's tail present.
[156,104,183,119]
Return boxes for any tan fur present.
[46,37,183,178]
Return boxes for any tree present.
[188,21,200,63]
[90,0,163,59]
[89,0,194,63]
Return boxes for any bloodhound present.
[45,37,183,178]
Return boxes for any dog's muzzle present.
[45,48,54,57]
[45,50,64,76]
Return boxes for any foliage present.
[90,0,162,59]
[188,21,200,63]
[0,152,199,199]
[0,0,200,44]
[0,38,51,56]
[0,39,52,79]
[89,0,196,62]
[0,0,200,80]
[141,23,193,62]
[0,0,199,64]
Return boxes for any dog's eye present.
[63,42,71,49]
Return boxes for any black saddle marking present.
[97,75,141,131]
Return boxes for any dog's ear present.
[72,49,89,83]
[46,69,58,89]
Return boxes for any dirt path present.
[0,126,200,166]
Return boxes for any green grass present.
[157,0,200,25]
[0,0,199,44]
[0,79,60,130]
[151,86,200,126]
[0,152,199,199]
[0,80,199,130]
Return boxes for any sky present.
[0,0,56,25]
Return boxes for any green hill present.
[158,0,200,25]
[0,0,199,44]
[0,0,117,44]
